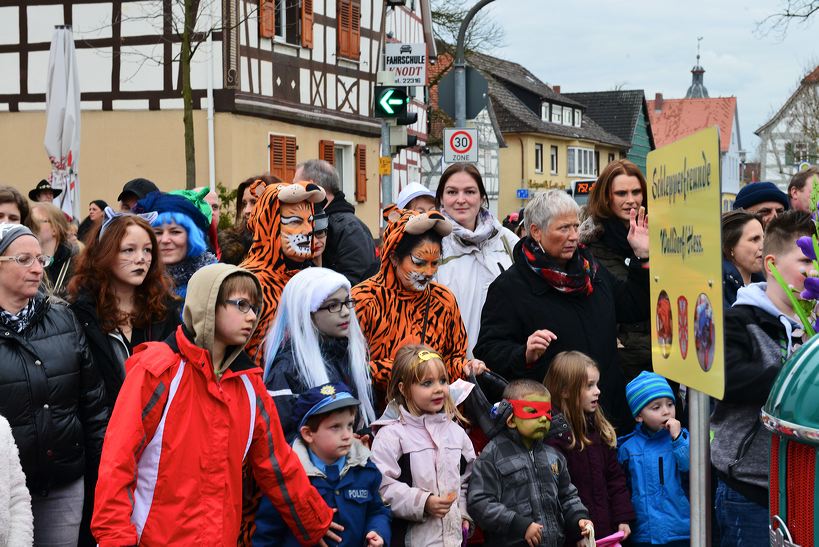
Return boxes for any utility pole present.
[454,0,497,128]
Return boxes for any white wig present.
[263,267,376,425]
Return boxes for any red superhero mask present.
[508,399,553,420]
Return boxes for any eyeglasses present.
[315,299,356,314]
[225,298,261,315]
[0,254,53,267]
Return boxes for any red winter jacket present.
[91,327,334,546]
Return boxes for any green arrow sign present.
[379,88,404,115]
[374,86,408,118]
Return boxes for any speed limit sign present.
[443,128,479,164]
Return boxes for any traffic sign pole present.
[454,0,497,127]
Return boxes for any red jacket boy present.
[92,264,338,546]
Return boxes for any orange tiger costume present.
[239,180,325,366]
[352,209,469,400]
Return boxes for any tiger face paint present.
[279,202,313,261]
[392,240,442,292]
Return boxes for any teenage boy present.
[253,382,390,546]
[467,379,592,547]
[618,371,690,546]
[711,210,813,544]
[92,264,341,546]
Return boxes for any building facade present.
[0,0,417,232]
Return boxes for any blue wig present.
[152,211,208,258]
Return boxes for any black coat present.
[0,294,108,495]
[323,193,379,285]
[265,337,358,441]
[473,241,649,432]
[70,293,181,411]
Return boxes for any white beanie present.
[397,182,435,210]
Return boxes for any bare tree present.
[430,0,505,62]
[84,0,253,188]
[757,0,819,38]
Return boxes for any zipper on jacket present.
[658,457,664,486]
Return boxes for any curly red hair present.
[68,215,174,331]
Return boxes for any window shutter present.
[319,140,335,165]
[269,135,286,181]
[350,0,361,59]
[285,136,297,183]
[270,135,298,182]
[301,0,314,48]
[785,142,794,165]
[259,0,276,38]
[355,144,367,203]
[337,0,351,58]
[810,142,818,164]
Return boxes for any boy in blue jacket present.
[253,382,390,546]
[617,371,690,546]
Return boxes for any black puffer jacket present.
[474,240,649,433]
[70,292,181,411]
[323,192,379,285]
[0,294,108,495]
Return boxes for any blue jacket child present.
[253,383,391,547]
[617,371,690,546]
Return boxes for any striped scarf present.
[521,237,597,296]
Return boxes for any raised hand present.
[627,206,649,259]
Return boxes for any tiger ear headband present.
[98,206,158,241]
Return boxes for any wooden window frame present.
[269,134,297,183]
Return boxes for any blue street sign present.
[516,188,530,199]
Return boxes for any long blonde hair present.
[544,351,616,449]
[388,344,466,422]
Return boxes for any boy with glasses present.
[92,263,341,546]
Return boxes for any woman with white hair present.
[474,189,650,431]
[263,267,376,441]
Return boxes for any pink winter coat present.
[370,393,476,547]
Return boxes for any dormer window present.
[541,102,549,121]
[574,109,582,127]
[562,106,572,126]
[551,105,562,124]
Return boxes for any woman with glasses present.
[0,223,107,546]
[68,209,180,412]
[262,267,376,442]
[31,202,78,298]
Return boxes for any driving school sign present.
[384,43,427,86]
[443,128,478,164]
[647,126,724,399]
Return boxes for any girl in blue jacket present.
[617,371,690,546]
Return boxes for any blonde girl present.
[370,344,476,547]
[544,351,634,545]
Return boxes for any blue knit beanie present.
[625,371,675,418]
[732,181,789,211]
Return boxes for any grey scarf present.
[445,208,498,246]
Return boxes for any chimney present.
[553,85,561,94]
[654,92,663,112]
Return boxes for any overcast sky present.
[482,0,818,161]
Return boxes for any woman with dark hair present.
[434,163,518,357]
[578,159,651,382]
[351,209,485,406]
[721,210,764,308]
[0,185,32,228]
[220,175,283,265]
[77,200,108,243]
[30,202,78,298]
[68,209,180,411]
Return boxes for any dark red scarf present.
[521,237,598,296]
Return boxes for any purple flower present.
[797,236,816,261]
[801,276,819,300]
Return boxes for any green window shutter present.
[785,142,794,165]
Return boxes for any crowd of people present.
[0,160,807,547]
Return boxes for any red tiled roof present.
[803,65,819,84]
[646,96,736,152]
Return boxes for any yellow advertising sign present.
[379,156,392,176]
[647,127,724,399]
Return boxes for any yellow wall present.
[497,132,624,217]
[0,110,382,233]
